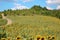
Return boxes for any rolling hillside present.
[4,15,60,40]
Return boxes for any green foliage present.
[0,19,7,26]
[0,5,60,19]
[0,14,2,19]
[0,27,7,39]
[0,33,7,39]
[0,12,2,19]
[31,5,42,10]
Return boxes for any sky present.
[0,0,60,11]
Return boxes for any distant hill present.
[0,5,60,19]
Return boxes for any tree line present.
[0,5,60,19]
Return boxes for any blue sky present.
[0,0,60,11]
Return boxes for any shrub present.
[0,19,7,26]
[0,14,2,19]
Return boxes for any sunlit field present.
[4,15,60,40]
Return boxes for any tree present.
[31,5,42,10]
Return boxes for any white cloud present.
[46,6,53,10]
[21,0,33,2]
[46,0,60,4]
[11,3,29,10]
[56,5,60,9]
[46,0,60,9]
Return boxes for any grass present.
[0,19,7,26]
[3,15,60,40]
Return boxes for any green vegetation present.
[0,5,60,40]
[0,13,7,39]
[1,5,60,19]
[0,19,7,26]
[0,27,7,39]
[5,16,60,40]
[0,14,2,19]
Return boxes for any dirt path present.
[1,14,12,25]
